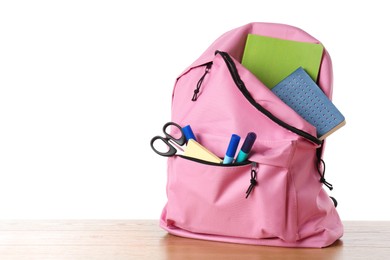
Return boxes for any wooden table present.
[0,220,389,259]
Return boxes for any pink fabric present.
[160,22,343,248]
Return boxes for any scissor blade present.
[169,140,185,152]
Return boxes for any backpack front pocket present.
[164,156,298,242]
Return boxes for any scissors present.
[150,122,187,157]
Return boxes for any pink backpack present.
[158,22,343,248]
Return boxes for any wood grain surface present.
[0,220,389,259]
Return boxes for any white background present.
[0,0,388,220]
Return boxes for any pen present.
[223,134,241,164]
[235,132,257,163]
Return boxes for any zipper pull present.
[246,162,258,199]
[192,63,212,101]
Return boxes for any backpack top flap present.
[179,22,333,99]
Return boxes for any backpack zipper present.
[179,155,257,198]
[192,62,213,101]
[178,155,251,167]
[215,51,322,145]
[246,162,258,199]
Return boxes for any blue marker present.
[235,132,257,163]
[223,134,241,164]
[182,125,197,142]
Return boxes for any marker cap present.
[182,125,197,142]
[241,132,257,153]
[225,134,241,157]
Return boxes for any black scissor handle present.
[150,136,177,157]
[162,122,186,146]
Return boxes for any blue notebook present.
[272,67,345,140]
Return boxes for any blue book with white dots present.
[272,67,345,140]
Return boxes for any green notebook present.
[241,34,324,89]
